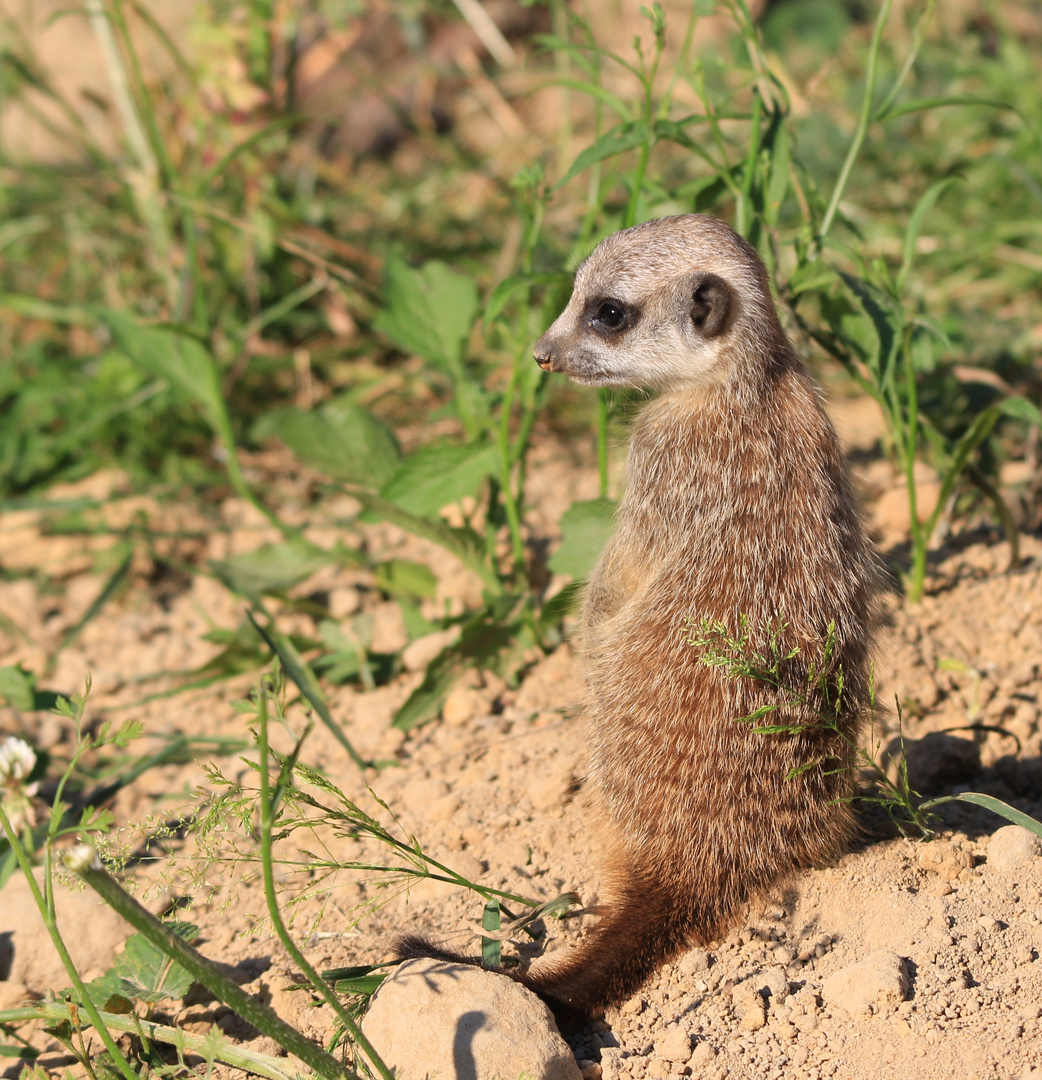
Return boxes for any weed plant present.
[690,615,1042,839]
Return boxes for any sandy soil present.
[1,401,1041,1080]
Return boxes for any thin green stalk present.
[0,1003,299,1080]
[0,805,138,1080]
[497,349,527,575]
[819,0,895,243]
[256,699,393,1080]
[64,845,353,1080]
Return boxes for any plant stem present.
[0,1003,299,1080]
[256,697,394,1080]
[64,845,353,1080]
[819,0,894,244]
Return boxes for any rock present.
[732,979,767,1030]
[987,825,1042,869]
[821,952,911,1017]
[689,1039,716,1069]
[360,958,581,1080]
[678,947,710,975]
[917,838,974,881]
[657,1026,693,1062]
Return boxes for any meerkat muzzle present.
[533,342,557,371]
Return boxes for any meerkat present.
[398,214,876,1026]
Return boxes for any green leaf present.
[787,259,837,297]
[210,540,333,600]
[0,665,35,710]
[896,177,959,294]
[876,94,1015,123]
[100,311,225,437]
[393,604,521,731]
[381,441,499,517]
[549,498,616,579]
[555,121,652,190]
[372,254,480,373]
[247,613,369,770]
[374,560,438,600]
[85,923,199,1006]
[652,118,723,172]
[998,395,1042,428]
[484,272,570,326]
[836,271,903,387]
[482,898,502,970]
[275,396,401,487]
[922,793,1042,839]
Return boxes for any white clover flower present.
[0,736,36,787]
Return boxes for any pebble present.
[987,826,1042,870]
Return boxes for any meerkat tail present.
[514,872,720,1026]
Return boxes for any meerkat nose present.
[533,337,556,371]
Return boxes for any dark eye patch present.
[586,297,638,337]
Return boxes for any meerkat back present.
[522,214,877,1023]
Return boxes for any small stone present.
[987,825,1042,870]
[621,995,645,1015]
[977,915,1002,933]
[740,1006,766,1032]
[773,946,796,965]
[821,951,911,1017]
[918,839,974,881]
[658,1027,693,1063]
[648,1060,672,1078]
[688,1040,716,1069]
[679,948,711,975]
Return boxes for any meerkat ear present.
[690,274,731,338]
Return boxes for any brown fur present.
[399,215,876,1027]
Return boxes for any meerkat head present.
[534,215,782,391]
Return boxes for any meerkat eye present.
[590,299,630,334]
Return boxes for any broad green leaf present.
[0,665,35,710]
[921,792,1042,839]
[836,272,903,386]
[652,118,721,171]
[100,311,225,436]
[210,540,332,600]
[484,271,570,326]
[998,395,1042,428]
[876,94,1015,123]
[393,604,521,731]
[549,498,617,580]
[372,255,479,373]
[374,559,438,600]
[85,923,199,1006]
[348,489,499,593]
[381,441,499,517]
[555,121,652,190]
[276,397,401,487]
[764,120,791,229]
[787,259,837,296]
